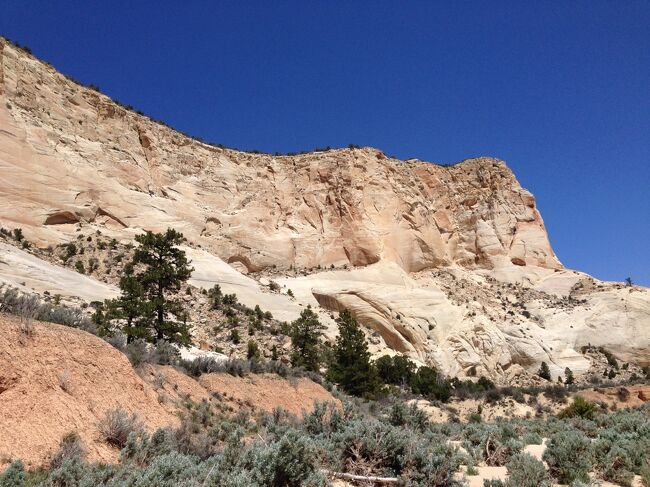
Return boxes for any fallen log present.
[323,470,399,484]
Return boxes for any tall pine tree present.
[133,228,193,344]
[94,229,194,346]
[327,309,380,398]
[289,306,326,371]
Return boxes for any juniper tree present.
[376,354,416,387]
[289,306,326,371]
[327,309,381,398]
[409,365,452,401]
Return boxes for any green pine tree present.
[564,367,575,385]
[327,309,381,398]
[111,262,154,343]
[289,306,326,371]
[133,229,194,345]
[538,361,552,381]
[208,284,222,309]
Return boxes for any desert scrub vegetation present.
[0,285,94,332]
[1,398,649,486]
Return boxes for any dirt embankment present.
[0,313,338,469]
[139,364,339,417]
[0,314,175,468]
[579,385,650,409]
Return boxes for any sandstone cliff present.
[1,38,648,381]
[0,39,559,273]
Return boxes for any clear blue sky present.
[2,1,649,285]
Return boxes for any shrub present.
[558,396,598,420]
[388,402,428,431]
[0,460,25,487]
[119,452,205,487]
[543,385,569,402]
[50,432,85,469]
[125,339,150,366]
[601,445,635,486]
[330,418,412,475]
[120,428,176,466]
[230,329,241,344]
[640,459,650,487]
[521,432,542,445]
[150,340,180,365]
[179,356,223,377]
[246,430,327,487]
[543,430,593,483]
[40,457,90,487]
[401,442,464,486]
[468,412,482,423]
[247,340,260,360]
[506,452,550,487]
[98,408,143,448]
[0,285,93,332]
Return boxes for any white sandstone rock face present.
[0,242,118,302]
[0,40,559,274]
[0,39,648,381]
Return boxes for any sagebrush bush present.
[461,423,523,466]
[50,432,85,469]
[98,408,143,448]
[120,428,176,467]
[0,460,25,487]
[601,445,635,486]
[0,285,94,332]
[521,432,542,445]
[640,460,650,487]
[388,402,429,431]
[245,430,327,487]
[506,452,550,487]
[543,430,593,483]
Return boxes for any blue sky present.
[2,1,649,285]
